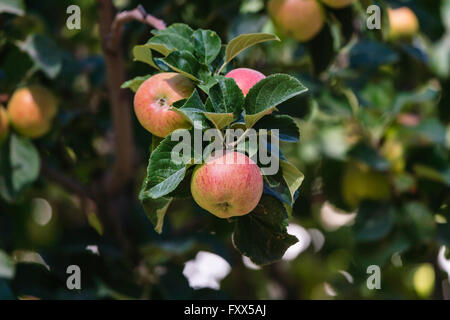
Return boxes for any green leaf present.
[18,34,62,79]
[0,250,15,279]
[244,74,308,128]
[121,75,150,92]
[171,90,210,129]
[280,160,304,202]
[0,134,40,202]
[156,50,209,82]
[142,41,173,56]
[254,114,300,142]
[354,202,395,242]
[403,202,435,241]
[205,77,244,117]
[140,196,172,234]
[220,33,279,73]
[192,29,222,64]
[132,45,159,70]
[413,164,450,186]
[149,23,195,54]
[348,142,390,171]
[204,112,234,129]
[233,195,298,265]
[140,130,200,200]
[0,0,25,16]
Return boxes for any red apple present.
[133,72,194,138]
[0,106,9,143]
[191,151,263,219]
[268,0,325,42]
[7,86,58,139]
[225,68,266,96]
[388,7,419,39]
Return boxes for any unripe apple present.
[388,7,419,39]
[319,0,355,9]
[133,72,194,138]
[191,151,263,219]
[0,106,9,143]
[341,161,390,208]
[268,0,325,42]
[7,86,58,139]
[225,68,266,96]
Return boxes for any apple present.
[268,0,325,42]
[7,85,58,139]
[0,106,9,143]
[133,72,194,138]
[225,68,266,96]
[191,151,263,218]
[341,161,390,208]
[319,0,355,9]
[388,7,419,39]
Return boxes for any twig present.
[41,164,90,198]
[109,4,166,51]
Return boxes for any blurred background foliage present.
[0,0,449,299]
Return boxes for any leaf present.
[280,160,304,202]
[0,134,40,202]
[244,74,308,128]
[171,90,210,129]
[348,142,390,171]
[204,112,234,129]
[413,164,450,186]
[233,195,298,265]
[349,40,399,69]
[156,50,209,82]
[192,29,222,64]
[354,202,395,243]
[132,45,159,70]
[18,34,62,78]
[148,23,195,54]
[142,41,173,56]
[0,250,15,279]
[205,77,244,117]
[121,75,150,92]
[221,33,279,72]
[140,196,172,234]
[140,130,200,200]
[254,114,300,142]
[0,0,25,16]
[403,202,435,241]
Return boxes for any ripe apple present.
[7,85,58,139]
[191,151,264,218]
[133,72,194,138]
[319,0,355,9]
[225,68,266,96]
[0,106,9,143]
[388,7,419,39]
[268,0,325,42]
[341,161,390,208]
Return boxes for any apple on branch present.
[133,72,194,138]
[268,0,325,43]
[191,151,263,219]
[7,85,58,139]
[225,68,265,96]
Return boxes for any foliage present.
[0,0,449,300]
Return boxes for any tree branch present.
[97,0,136,195]
[109,4,166,51]
[41,164,90,198]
